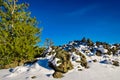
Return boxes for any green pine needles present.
[0,0,42,68]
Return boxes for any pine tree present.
[87,38,94,46]
[0,0,41,68]
[81,37,87,43]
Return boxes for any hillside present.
[0,38,120,80]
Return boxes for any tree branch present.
[11,0,16,15]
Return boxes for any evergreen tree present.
[87,38,94,46]
[96,41,102,47]
[81,37,87,43]
[0,0,41,68]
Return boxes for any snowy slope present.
[0,62,120,80]
[0,40,120,80]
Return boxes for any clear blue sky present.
[21,0,120,46]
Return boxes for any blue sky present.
[22,0,120,46]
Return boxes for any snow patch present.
[51,58,61,66]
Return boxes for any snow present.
[63,63,120,80]
[70,52,81,61]
[43,47,52,57]
[111,46,116,48]
[1,41,120,80]
[116,50,120,55]
[77,45,88,51]
[51,58,61,66]
[98,45,108,53]
[69,41,74,45]
[1,61,120,80]
[47,47,52,53]
[7,66,28,77]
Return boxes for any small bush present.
[112,61,119,66]
[81,57,88,68]
[78,69,83,71]
[31,76,37,79]
[52,71,63,78]
[93,59,97,62]
[48,47,73,74]
[96,50,102,56]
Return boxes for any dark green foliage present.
[96,41,111,48]
[69,48,76,52]
[110,47,118,55]
[34,47,45,58]
[93,59,97,62]
[96,41,103,47]
[95,41,120,55]
[78,69,83,71]
[31,76,37,79]
[106,50,112,55]
[47,47,73,77]
[96,50,102,56]
[112,60,119,66]
[103,43,111,49]
[113,44,120,48]
[80,56,88,68]
[81,37,94,46]
[24,59,38,66]
[0,0,42,68]
[52,71,63,78]
[87,38,94,46]
[51,49,73,73]
[69,48,88,68]
[81,37,87,43]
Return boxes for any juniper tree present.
[81,37,87,43]
[0,0,41,68]
[87,38,94,46]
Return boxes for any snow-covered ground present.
[0,58,120,80]
[1,40,120,80]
